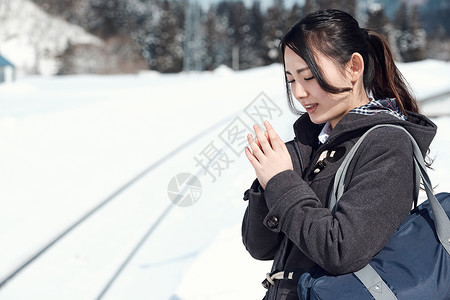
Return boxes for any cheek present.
[305,82,323,96]
[310,85,336,102]
[312,82,347,102]
[330,70,352,89]
[317,92,348,113]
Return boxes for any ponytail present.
[364,29,420,114]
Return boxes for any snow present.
[0,60,449,299]
[398,59,450,100]
[0,0,101,76]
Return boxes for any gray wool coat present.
[241,110,437,300]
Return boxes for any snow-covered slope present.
[0,0,101,76]
[0,61,449,299]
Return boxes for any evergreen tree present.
[404,5,426,62]
[245,1,266,68]
[213,1,236,68]
[202,6,222,70]
[86,0,123,38]
[367,3,390,37]
[149,0,184,72]
[394,3,427,62]
[317,0,339,10]
[340,0,356,17]
[286,3,303,28]
[316,0,355,15]
[303,0,319,15]
[366,3,401,62]
[228,1,248,70]
[263,0,288,64]
[394,2,408,32]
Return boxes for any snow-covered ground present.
[0,60,449,299]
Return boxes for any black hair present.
[280,9,419,115]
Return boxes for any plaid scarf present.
[350,98,407,121]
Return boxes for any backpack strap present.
[328,124,450,300]
[353,264,397,300]
[329,124,450,254]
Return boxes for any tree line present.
[31,0,449,74]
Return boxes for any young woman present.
[241,9,437,300]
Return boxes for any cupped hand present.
[245,120,293,189]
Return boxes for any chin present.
[309,116,327,125]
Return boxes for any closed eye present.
[304,76,314,81]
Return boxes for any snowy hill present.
[0,0,101,75]
[0,60,449,299]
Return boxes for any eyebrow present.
[285,67,310,75]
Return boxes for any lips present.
[303,103,318,113]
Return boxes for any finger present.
[248,133,266,162]
[263,120,273,130]
[254,136,262,150]
[265,131,272,148]
[268,129,281,152]
[248,134,261,151]
[253,124,273,154]
[256,132,271,148]
[264,120,281,151]
[244,146,260,168]
[276,134,289,154]
[276,131,289,152]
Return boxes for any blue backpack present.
[298,125,450,300]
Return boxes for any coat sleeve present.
[262,127,416,275]
[241,140,301,261]
[241,177,283,260]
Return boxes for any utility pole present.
[183,0,203,71]
[232,46,239,71]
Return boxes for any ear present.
[348,52,365,84]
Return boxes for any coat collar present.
[293,110,437,156]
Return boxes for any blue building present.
[0,54,16,83]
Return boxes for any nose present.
[291,81,308,101]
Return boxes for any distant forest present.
[32,0,450,74]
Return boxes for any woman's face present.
[284,46,359,128]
